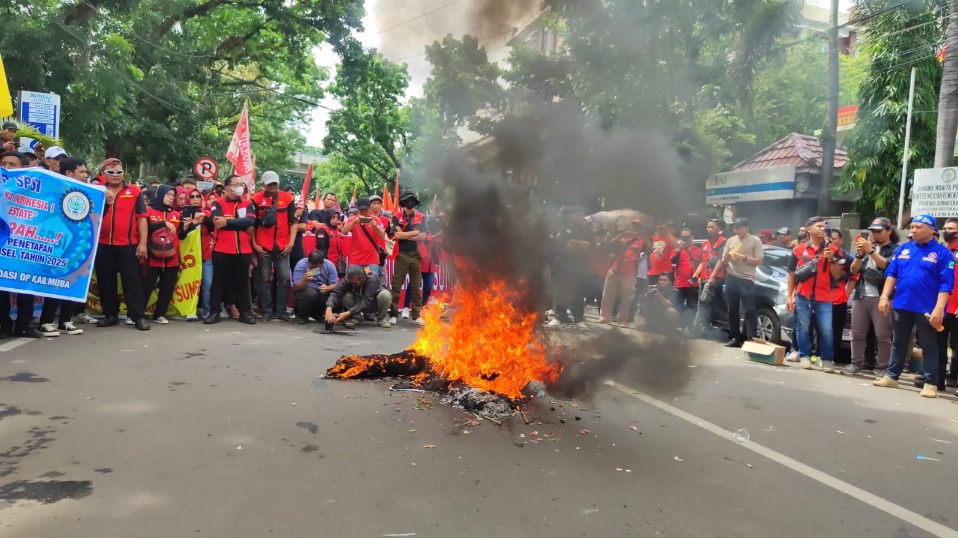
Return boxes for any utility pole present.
[934,0,958,167]
[818,0,839,216]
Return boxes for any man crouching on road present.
[325,266,393,329]
[874,215,954,398]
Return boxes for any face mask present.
[944,231,958,242]
[232,186,244,196]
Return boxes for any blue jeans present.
[201,259,213,316]
[886,309,940,384]
[795,295,834,360]
[404,272,435,308]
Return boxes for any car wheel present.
[756,307,781,344]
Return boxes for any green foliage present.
[422,35,505,136]
[323,46,410,186]
[0,0,364,177]
[836,0,944,215]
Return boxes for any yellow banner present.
[86,229,203,318]
[0,54,12,118]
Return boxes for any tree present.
[323,46,410,187]
[936,0,958,166]
[0,0,363,176]
[836,1,944,217]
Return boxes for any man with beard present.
[546,206,592,330]
[326,266,392,329]
[844,217,899,376]
[93,158,150,331]
[874,215,954,398]
[204,175,257,325]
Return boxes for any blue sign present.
[17,91,61,139]
[0,167,105,301]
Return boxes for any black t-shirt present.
[392,211,425,253]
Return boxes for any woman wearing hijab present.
[141,185,190,323]
[177,188,208,320]
[173,186,189,212]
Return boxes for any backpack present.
[149,227,177,259]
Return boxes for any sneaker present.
[125,318,135,326]
[401,308,410,320]
[545,319,562,328]
[920,384,938,398]
[186,315,199,322]
[841,364,861,376]
[576,322,590,331]
[389,316,398,325]
[545,309,555,317]
[379,320,392,328]
[800,356,812,369]
[822,360,836,373]
[39,323,60,337]
[153,316,170,324]
[873,375,899,388]
[75,312,97,324]
[59,322,83,335]
[785,351,800,362]
[947,378,958,388]
[13,327,43,339]
[412,318,425,326]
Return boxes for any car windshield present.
[761,247,791,278]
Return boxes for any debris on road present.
[673,456,683,462]
[733,429,749,444]
[917,454,941,461]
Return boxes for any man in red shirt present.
[599,220,649,324]
[648,220,678,281]
[341,197,386,277]
[251,171,297,322]
[939,218,958,392]
[204,174,257,325]
[787,217,843,372]
[368,195,392,275]
[691,218,727,334]
[671,229,702,323]
[94,158,151,331]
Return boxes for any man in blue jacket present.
[874,214,955,398]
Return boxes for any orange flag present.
[383,184,394,212]
[351,186,357,207]
[394,170,400,210]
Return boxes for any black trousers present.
[39,300,81,326]
[142,266,179,319]
[555,277,588,323]
[939,313,958,386]
[0,292,36,332]
[94,244,146,321]
[725,275,757,342]
[832,302,847,363]
[210,252,252,315]
[295,288,330,321]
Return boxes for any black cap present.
[1,121,16,130]
[733,217,750,228]
[399,190,420,206]
[355,197,371,210]
[868,217,892,231]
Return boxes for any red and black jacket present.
[210,196,256,255]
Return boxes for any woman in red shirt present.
[141,185,187,323]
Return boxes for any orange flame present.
[411,277,562,399]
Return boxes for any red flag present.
[300,163,313,209]
[226,103,254,193]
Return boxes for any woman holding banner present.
[141,186,191,323]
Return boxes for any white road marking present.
[0,338,34,353]
[608,381,958,538]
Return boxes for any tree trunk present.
[818,0,839,216]
[935,0,958,167]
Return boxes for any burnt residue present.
[301,444,319,453]
[39,471,65,478]
[0,480,92,504]
[1,372,50,383]
[93,468,113,474]
[296,422,318,435]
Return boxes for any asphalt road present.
[1,316,957,538]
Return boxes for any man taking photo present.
[292,250,338,329]
[710,218,763,347]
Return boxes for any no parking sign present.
[193,157,218,180]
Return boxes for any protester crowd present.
[0,139,442,342]
[550,207,958,399]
